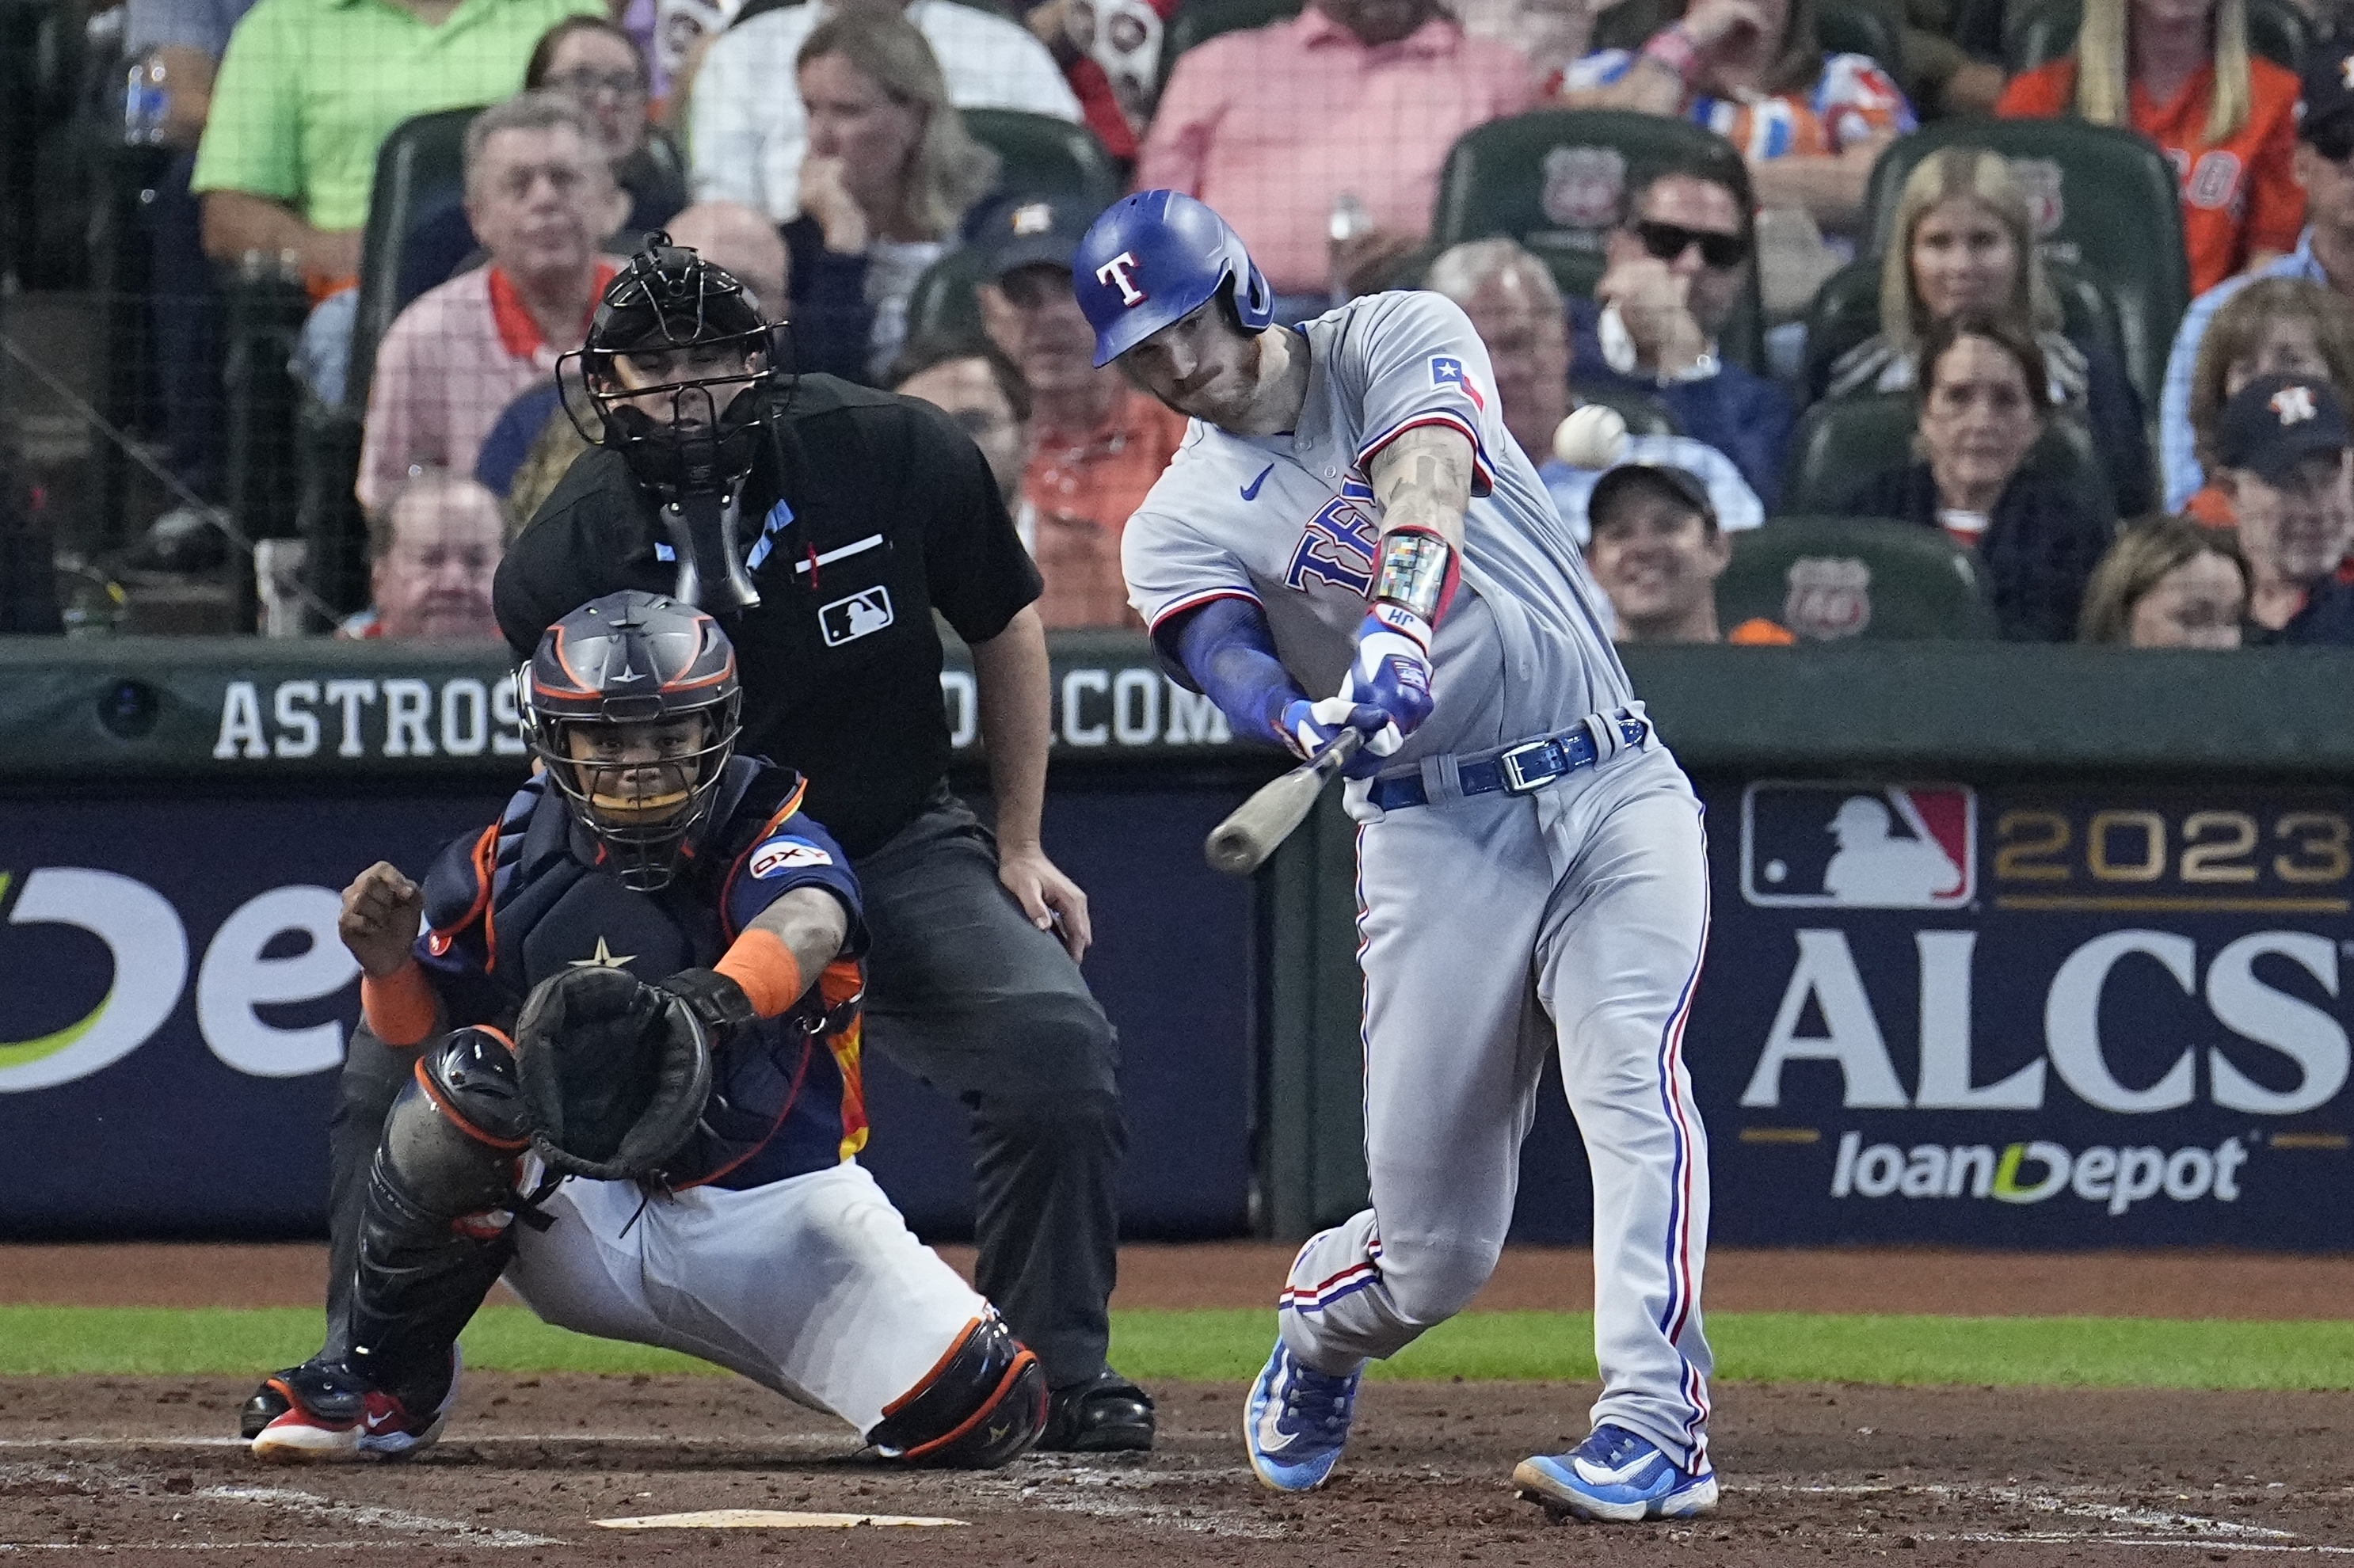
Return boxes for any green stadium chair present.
[904,246,992,349]
[1428,109,1768,371]
[1950,0,2011,61]
[1858,121,2188,414]
[961,109,1123,214]
[1779,391,2119,527]
[1590,0,1905,83]
[2004,0,2306,74]
[347,105,482,417]
[1798,253,2130,403]
[1718,515,2000,639]
[1591,0,1903,72]
[1581,388,1681,439]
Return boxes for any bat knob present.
[1205,825,1262,877]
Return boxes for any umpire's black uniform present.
[307,371,1130,1444]
[496,372,1129,1405]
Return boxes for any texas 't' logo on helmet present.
[1095,251,1148,306]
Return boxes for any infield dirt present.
[8,1374,2354,1565]
[9,1244,2354,1564]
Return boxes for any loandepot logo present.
[1830,1131,2250,1215]
[0,868,356,1092]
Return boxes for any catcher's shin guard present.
[345,1028,528,1405]
[866,1313,1049,1469]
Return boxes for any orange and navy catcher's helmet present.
[520,590,743,890]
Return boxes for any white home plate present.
[594,1509,966,1530]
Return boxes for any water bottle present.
[123,54,169,145]
[1328,189,1373,305]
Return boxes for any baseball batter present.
[1076,192,1716,1520]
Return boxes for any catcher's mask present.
[522,590,742,892]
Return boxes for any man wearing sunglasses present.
[2160,49,2354,511]
[1565,165,1795,508]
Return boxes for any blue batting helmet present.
[1073,191,1274,367]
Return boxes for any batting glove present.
[1340,606,1434,742]
[1279,695,1401,765]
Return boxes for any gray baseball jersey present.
[1121,290,1716,1474]
[1123,291,1634,769]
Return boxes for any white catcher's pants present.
[504,1160,988,1435]
[1280,744,1715,1470]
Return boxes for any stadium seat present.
[903,246,992,349]
[1581,388,1680,439]
[961,109,1122,215]
[1950,0,2011,62]
[1428,109,1767,371]
[1858,121,2188,414]
[2004,0,2306,74]
[346,105,482,418]
[1798,253,2130,405]
[1591,0,1906,81]
[1779,391,2120,529]
[1718,514,2000,639]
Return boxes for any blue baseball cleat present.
[1513,1423,1720,1522]
[1243,1342,1360,1493]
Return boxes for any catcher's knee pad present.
[382,1027,529,1220]
[866,1314,1048,1469]
[350,1029,525,1397]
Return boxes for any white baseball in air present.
[1552,405,1628,470]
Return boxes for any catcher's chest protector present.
[427,767,865,1191]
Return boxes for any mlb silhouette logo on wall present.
[1741,783,1977,909]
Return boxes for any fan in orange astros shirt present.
[1996,0,2303,296]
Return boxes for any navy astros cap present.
[2298,51,2354,143]
[2218,374,2354,485]
[973,196,1094,282]
[1587,462,1719,533]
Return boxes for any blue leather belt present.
[1366,717,1651,811]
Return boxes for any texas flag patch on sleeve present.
[748,836,835,879]
[1428,355,1487,410]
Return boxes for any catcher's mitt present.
[512,965,713,1182]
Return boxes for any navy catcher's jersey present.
[411,756,873,1190]
[1122,291,1633,768]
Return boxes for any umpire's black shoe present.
[1038,1371,1156,1452]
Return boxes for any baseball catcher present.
[245,590,1046,1467]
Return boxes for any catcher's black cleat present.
[238,1360,322,1440]
[1038,1371,1156,1453]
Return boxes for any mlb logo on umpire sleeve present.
[818,587,894,647]
[1741,782,1975,908]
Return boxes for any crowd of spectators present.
[40,0,2354,651]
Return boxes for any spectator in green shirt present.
[192,0,600,296]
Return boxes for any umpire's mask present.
[558,236,790,612]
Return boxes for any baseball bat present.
[1205,729,1364,877]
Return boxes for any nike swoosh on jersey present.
[1240,463,1274,500]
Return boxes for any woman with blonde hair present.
[1996,0,2301,295]
[1827,147,2153,514]
[2078,513,2250,645]
[784,8,1000,382]
[2177,277,2354,523]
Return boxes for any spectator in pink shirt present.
[1136,0,1535,306]
[357,92,628,515]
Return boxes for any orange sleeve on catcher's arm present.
[714,927,807,1019]
[362,961,439,1048]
